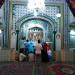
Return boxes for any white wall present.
[10,33,16,48]
[0,32,2,49]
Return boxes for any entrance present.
[19,19,53,49]
[15,14,57,62]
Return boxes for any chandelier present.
[27,0,45,16]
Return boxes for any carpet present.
[0,62,75,75]
[0,62,34,75]
[47,64,75,75]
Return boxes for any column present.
[16,30,19,51]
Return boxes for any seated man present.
[19,52,26,61]
[19,48,27,61]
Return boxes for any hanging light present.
[27,0,45,16]
[70,30,75,35]
[56,13,61,18]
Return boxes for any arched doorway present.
[69,22,75,50]
[16,14,57,50]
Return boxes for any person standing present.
[28,39,35,62]
[35,40,42,62]
[24,40,29,61]
[41,42,49,62]
[47,48,52,62]
[24,40,29,55]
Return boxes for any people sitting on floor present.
[19,48,27,61]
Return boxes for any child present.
[47,47,52,62]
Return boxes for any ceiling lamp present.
[27,0,45,16]
[70,30,75,35]
[56,13,61,18]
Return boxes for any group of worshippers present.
[19,39,52,62]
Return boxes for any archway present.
[16,14,57,51]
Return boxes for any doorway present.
[19,19,53,49]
